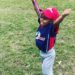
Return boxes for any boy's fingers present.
[62,8,71,17]
[65,9,71,13]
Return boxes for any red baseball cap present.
[41,7,60,21]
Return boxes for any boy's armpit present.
[54,26,59,34]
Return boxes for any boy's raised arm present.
[32,0,41,17]
[54,9,71,26]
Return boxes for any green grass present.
[0,0,75,75]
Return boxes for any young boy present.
[32,0,71,75]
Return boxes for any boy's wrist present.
[61,14,65,19]
[61,13,68,18]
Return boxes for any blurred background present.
[0,0,75,75]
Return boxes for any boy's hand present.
[62,9,71,17]
[54,9,71,26]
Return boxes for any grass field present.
[0,0,75,75]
